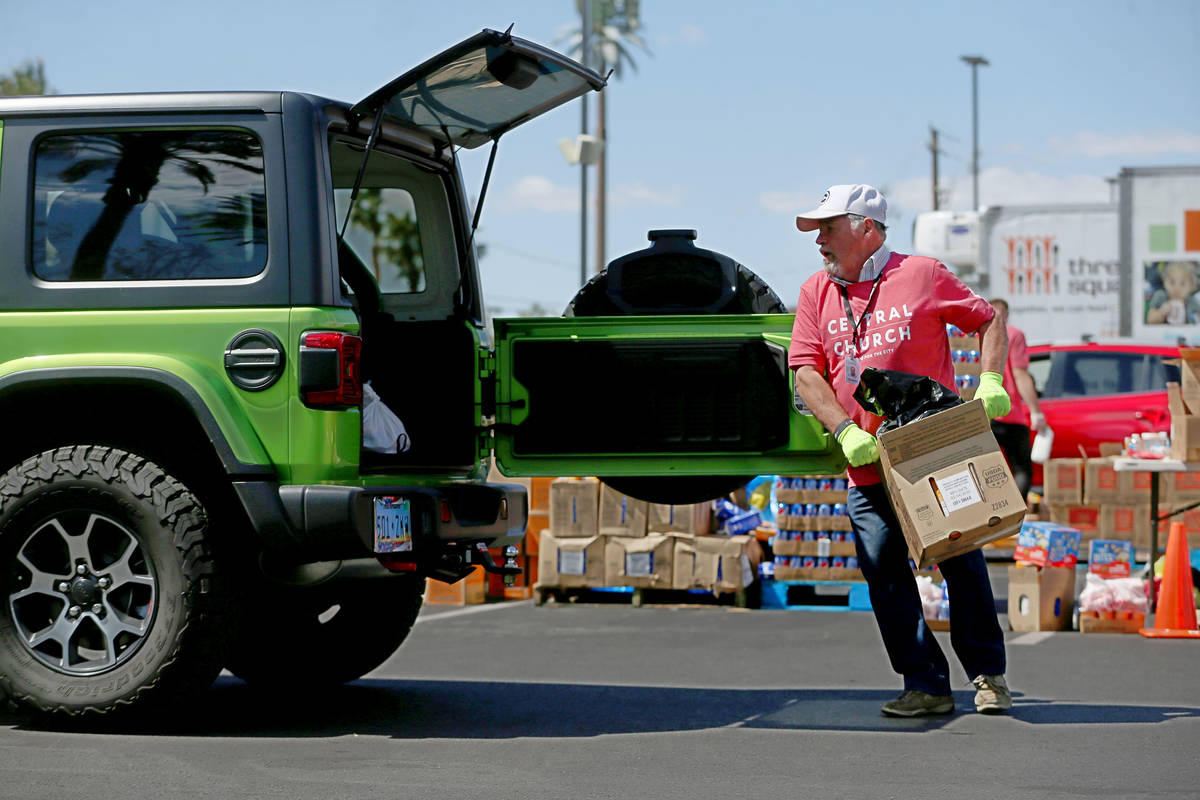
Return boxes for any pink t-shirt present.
[995,324,1030,426]
[788,252,995,487]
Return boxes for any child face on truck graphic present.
[1146,260,1200,325]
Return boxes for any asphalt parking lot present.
[2,565,1195,800]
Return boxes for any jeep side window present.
[31,129,267,282]
[328,139,460,318]
[334,186,426,293]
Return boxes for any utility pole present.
[595,84,607,275]
[960,55,988,210]
[579,0,592,286]
[929,126,940,210]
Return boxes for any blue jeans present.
[848,483,1006,696]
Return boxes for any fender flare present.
[0,366,273,476]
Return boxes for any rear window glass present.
[1050,351,1170,398]
[32,129,267,281]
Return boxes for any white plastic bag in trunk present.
[363,381,411,453]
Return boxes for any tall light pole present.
[579,0,592,286]
[960,54,988,210]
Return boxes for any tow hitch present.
[381,543,524,585]
[472,543,524,586]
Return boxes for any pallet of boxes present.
[765,473,869,610]
[533,478,760,607]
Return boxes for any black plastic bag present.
[853,367,962,435]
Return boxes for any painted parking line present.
[1010,631,1057,645]
[415,599,532,624]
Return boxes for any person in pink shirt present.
[988,298,1047,499]
[788,184,1013,718]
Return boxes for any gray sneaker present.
[880,690,955,717]
[972,674,1012,714]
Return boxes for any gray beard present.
[823,256,844,280]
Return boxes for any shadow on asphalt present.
[5,677,1198,736]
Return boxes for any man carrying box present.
[789,184,1013,717]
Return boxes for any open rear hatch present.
[353,27,607,150]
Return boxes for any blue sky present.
[3,0,1198,316]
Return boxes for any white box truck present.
[977,203,1120,346]
[1121,165,1200,343]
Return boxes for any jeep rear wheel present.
[225,575,424,689]
[0,447,226,721]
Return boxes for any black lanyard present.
[838,274,884,345]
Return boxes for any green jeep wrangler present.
[0,28,842,721]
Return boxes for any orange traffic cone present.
[1140,521,1200,639]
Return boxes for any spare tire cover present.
[564,229,785,505]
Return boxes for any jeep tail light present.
[299,331,363,408]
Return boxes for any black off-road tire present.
[225,574,425,689]
[0,446,227,721]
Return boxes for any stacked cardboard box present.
[533,479,751,595]
[1007,520,1080,631]
[1043,454,1162,548]
[772,472,861,581]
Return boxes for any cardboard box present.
[598,484,648,537]
[426,566,487,605]
[720,509,762,535]
[777,513,852,532]
[535,532,606,588]
[524,510,548,555]
[674,535,756,592]
[1087,539,1135,578]
[605,533,677,589]
[549,477,600,537]
[1007,565,1076,631]
[1180,348,1200,409]
[647,502,712,535]
[1079,610,1145,634]
[1165,470,1200,503]
[876,402,1027,568]
[1099,504,1150,547]
[775,565,864,582]
[1013,520,1081,568]
[529,476,554,511]
[1168,383,1200,461]
[1048,504,1101,537]
[773,537,857,558]
[1083,457,1122,505]
[1042,459,1084,506]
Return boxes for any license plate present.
[373,496,412,553]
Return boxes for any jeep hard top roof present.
[0,28,605,152]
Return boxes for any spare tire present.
[564,229,787,317]
[564,229,786,505]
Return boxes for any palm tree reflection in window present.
[36,130,267,281]
[346,187,425,293]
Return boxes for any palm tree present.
[43,131,263,280]
[556,2,650,271]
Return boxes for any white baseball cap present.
[795,184,887,232]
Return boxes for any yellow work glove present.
[836,422,880,467]
[975,371,1012,419]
